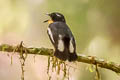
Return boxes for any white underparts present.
[47,28,55,43]
[69,38,74,53]
[58,35,64,52]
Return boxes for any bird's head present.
[44,12,66,24]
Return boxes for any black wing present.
[47,22,76,51]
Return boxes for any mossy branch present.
[0,44,120,74]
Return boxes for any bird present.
[44,12,78,61]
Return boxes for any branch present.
[0,44,120,74]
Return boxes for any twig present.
[0,44,120,73]
[95,64,101,80]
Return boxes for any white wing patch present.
[47,28,55,43]
[58,35,64,52]
[69,38,74,53]
[56,13,61,17]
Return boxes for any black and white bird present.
[44,12,78,61]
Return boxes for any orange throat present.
[48,20,54,24]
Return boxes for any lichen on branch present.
[0,44,120,74]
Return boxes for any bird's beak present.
[43,13,53,24]
[44,19,53,24]
[46,13,50,16]
[43,20,49,23]
[43,13,50,23]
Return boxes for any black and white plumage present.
[44,12,78,61]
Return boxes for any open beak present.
[43,13,53,24]
[46,13,50,16]
[43,20,49,23]
[43,13,51,23]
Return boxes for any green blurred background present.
[0,0,120,80]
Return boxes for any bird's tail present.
[68,52,78,61]
[54,50,69,61]
[54,50,78,61]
